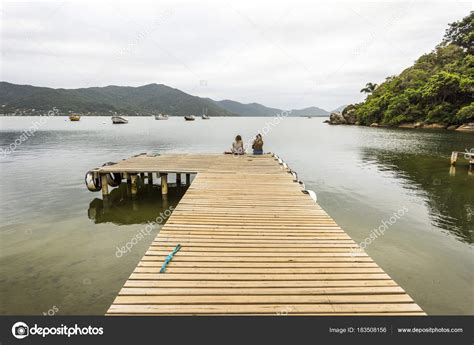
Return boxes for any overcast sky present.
[0,1,471,110]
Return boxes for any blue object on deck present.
[159,244,182,273]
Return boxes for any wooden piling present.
[186,173,191,185]
[450,151,458,166]
[148,173,153,185]
[176,173,181,186]
[100,174,109,197]
[161,173,168,195]
[130,174,138,197]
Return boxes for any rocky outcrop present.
[327,105,357,125]
[341,105,357,124]
[423,123,448,129]
[328,112,347,125]
[398,122,454,129]
[456,123,474,132]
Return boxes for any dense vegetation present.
[352,12,473,126]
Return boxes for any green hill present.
[0,82,237,116]
[215,100,282,116]
[215,100,329,116]
[0,82,330,117]
[349,12,473,127]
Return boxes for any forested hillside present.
[350,13,473,126]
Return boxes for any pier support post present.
[130,174,138,198]
[148,173,153,185]
[161,173,168,195]
[450,151,458,166]
[176,173,181,186]
[186,173,191,185]
[101,174,109,198]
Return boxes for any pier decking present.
[96,153,424,315]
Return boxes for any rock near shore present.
[456,123,474,132]
[328,105,357,125]
[328,112,347,124]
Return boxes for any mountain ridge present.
[0,81,330,116]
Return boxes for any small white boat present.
[201,108,210,120]
[184,115,196,121]
[111,116,128,124]
[155,114,169,120]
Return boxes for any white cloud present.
[0,0,471,110]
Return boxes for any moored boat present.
[155,114,169,120]
[201,108,210,120]
[111,116,128,124]
[184,115,196,121]
[69,114,81,121]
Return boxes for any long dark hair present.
[235,135,242,142]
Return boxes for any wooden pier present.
[450,150,474,169]
[90,153,424,315]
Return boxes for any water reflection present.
[361,148,474,244]
[88,182,187,225]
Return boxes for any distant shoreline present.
[0,114,330,117]
[325,120,474,132]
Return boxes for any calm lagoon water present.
[0,116,473,315]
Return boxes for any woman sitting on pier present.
[252,133,264,155]
[225,135,245,155]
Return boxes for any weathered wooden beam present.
[450,151,458,166]
[161,173,168,195]
[176,173,181,186]
[130,174,138,197]
[101,174,109,197]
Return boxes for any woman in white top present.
[231,135,245,155]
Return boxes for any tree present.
[456,103,474,122]
[442,11,474,53]
[360,82,378,94]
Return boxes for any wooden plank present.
[123,280,399,288]
[118,286,406,295]
[113,294,414,304]
[107,303,423,315]
[128,273,392,280]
